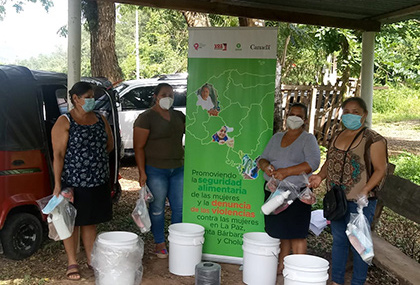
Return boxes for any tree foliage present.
[6,3,419,87]
[0,0,53,20]
[116,5,188,79]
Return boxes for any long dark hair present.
[69,82,93,104]
[342,97,368,113]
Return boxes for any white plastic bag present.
[262,179,299,215]
[132,190,152,233]
[142,184,154,203]
[346,196,374,265]
[299,173,317,205]
[42,196,77,241]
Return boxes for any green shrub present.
[390,152,420,185]
[372,86,420,123]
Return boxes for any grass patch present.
[372,86,420,123]
[390,152,420,185]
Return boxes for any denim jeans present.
[331,200,377,285]
[145,165,184,244]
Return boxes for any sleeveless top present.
[325,128,387,199]
[62,112,109,187]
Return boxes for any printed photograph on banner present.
[212,125,234,147]
[238,154,260,180]
[196,83,220,116]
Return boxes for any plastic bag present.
[346,196,374,265]
[132,190,152,233]
[262,179,299,215]
[45,198,77,241]
[142,184,154,203]
[91,232,144,285]
[299,173,317,205]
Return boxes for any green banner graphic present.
[184,28,277,262]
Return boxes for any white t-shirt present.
[196,95,214,111]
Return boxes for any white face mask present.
[286,116,304,130]
[159,97,174,110]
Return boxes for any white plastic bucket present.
[94,231,140,285]
[242,232,280,285]
[283,254,329,285]
[168,223,205,276]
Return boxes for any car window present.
[122,86,154,110]
[173,85,187,107]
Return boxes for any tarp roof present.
[111,0,420,31]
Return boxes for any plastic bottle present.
[50,206,72,240]
[261,190,291,215]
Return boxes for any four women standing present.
[53,80,386,283]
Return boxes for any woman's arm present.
[133,127,150,187]
[274,134,320,180]
[101,115,114,153]
[308,162,328,188]
[257,158,274,176]
[51,116,70,196]
[361,140,387,196]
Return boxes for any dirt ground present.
[1,121,417,285]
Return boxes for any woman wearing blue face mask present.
[51,82,114,280]
[133,83,185,258]
[309,97,388,285]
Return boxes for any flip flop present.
[66,264,81,281]
[155,248,168,259]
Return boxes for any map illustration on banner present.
[184,28,277,263]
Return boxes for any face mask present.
[342,113,362,130]
[82,98,95,112]
[159,97,174,110]
[286,116,304,130]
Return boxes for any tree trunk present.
[182,11,210,27]
[273,58,283,133]
[84,0,123,83]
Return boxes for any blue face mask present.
[342,113,363,130]
[82,98,95,112]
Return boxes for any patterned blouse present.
[325,128,386,199]
[62,112,109,187]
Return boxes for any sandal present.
[66,264,81,281]
[155,248,168,259]
[87,263,94,271]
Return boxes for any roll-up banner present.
[184,27,278,263]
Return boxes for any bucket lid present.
[284,254,329,269]
[243,232,279,246]
[97,231,138,246]
[169,223,205,236]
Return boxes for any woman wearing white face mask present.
[51,82,114,280]
[258,103,320,274]
[133,83,185,258]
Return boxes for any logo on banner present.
[250,44,271,50]
[235,43,242,51]
[214,43,227,51]
[193,43,206,50]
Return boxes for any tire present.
[0,213,43,260]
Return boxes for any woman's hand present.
[273,168,289,180]
[53,184,61,197]
[308,174,322,188]
[139,171,147,187]
[263,164,275,176]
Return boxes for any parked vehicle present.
[0,65,121,260]
[115,73,187,156]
